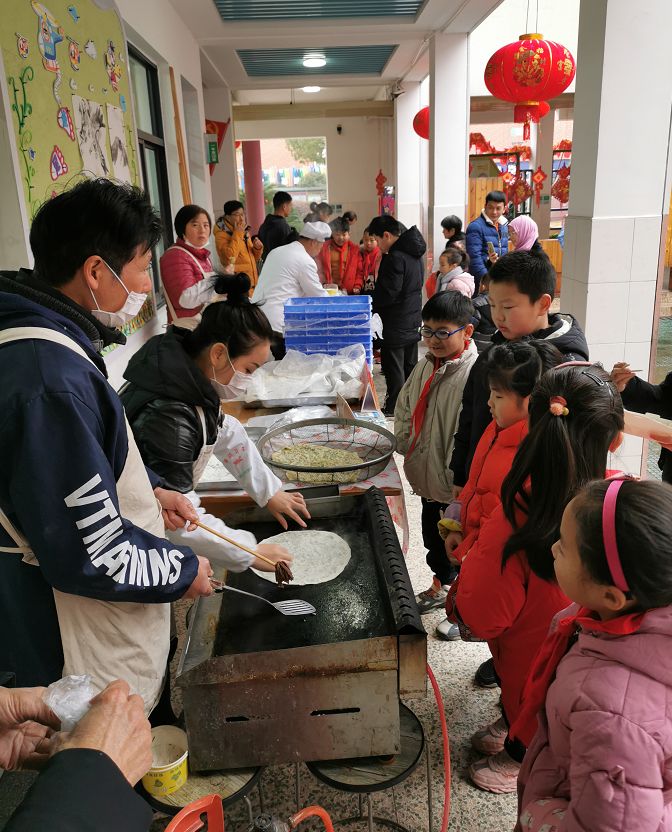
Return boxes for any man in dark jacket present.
[465,190,509,287]
[0,179,212,709]
[257,190,298,259]
[369,216,427,414]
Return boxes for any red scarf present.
[407,345,468,454]
[510,606,645,746]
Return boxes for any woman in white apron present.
[159,205,233,330]
[120,274,309,571]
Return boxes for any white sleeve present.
[297,258,328,297]
[165,491,256,571]
[179,275,216,308]
[213,415,282,506]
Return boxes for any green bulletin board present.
[0,0,155,336]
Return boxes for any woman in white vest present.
[159,204,233,330]
[121,273,309,569]
[0,179,213,716]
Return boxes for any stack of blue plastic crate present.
[283,295,373,366]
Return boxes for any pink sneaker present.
[469,749,520,793]
[470,716,507,755]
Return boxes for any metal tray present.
[243,395,357,409]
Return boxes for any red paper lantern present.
[485,34,575,139]
[413,106,430,140]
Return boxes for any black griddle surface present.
[213,511,391,657]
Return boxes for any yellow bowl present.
[141,726,189,797]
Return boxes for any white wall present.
[469,0,580,97]
[102,0,211,386]
[203,86,239,216]
[235,115,394,229]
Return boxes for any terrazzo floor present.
[3,318,672,831]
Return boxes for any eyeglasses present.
[419,325,466,340]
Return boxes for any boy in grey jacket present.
[394,292,477,636]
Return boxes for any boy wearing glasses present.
[394,292,477,628]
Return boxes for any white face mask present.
[89,259,148,329]
[211,350,251,400]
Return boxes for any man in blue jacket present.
[465,190,509,290]
[0,179,213,715]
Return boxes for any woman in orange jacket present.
[214,200,263,292]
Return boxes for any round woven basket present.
[257,417,396,485]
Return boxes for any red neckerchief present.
[407,344,468,454]
[510,606,645,746]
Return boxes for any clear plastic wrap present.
[245,345,366,403]
[43,674,96,731]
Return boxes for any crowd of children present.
[393,213,672,828]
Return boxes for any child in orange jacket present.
[317,217,362,293]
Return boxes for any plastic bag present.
[43,674,96,731]
[244,346,366,402]
[269,405,334,429]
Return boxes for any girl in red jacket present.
[438,339,563,640]
[317,217,362,294]
[448,363,624,793]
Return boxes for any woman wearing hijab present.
[508,215,545,255]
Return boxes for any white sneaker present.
[435,618,461,641]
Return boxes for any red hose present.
[289,805,335,832]
[427,663,451,832]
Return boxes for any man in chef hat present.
[252,220,331,360]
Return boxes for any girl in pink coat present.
[515,478,672,831]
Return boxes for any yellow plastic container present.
[141,726,189,797]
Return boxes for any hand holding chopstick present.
[194,521,294,584]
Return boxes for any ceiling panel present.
[237,45,397,77]
[213,0,423,21]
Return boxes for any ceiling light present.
[302,86,321,93]
[303,54,326,69]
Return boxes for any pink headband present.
[602,479,630,592]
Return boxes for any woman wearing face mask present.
[120,274,310,571]
[159,205,233,330]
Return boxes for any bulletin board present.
[0,0,152,337]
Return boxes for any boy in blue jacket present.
[0,179,213,714]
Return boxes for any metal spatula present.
[209,579,316,616]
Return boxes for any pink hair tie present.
[549,395,569,416]
[602,480,630,592]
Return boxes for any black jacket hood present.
[122,326,219,419]
[492,312,589,361]
[391,226,427,259]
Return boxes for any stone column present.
[428,33,470,265]
[530,108,556,239]
[241,139,265,234]
[561,0,672,474]
[394,80,422,230]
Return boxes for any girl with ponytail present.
[449,363,624,793]
[120,273,309,574]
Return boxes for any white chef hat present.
[300,221,332,242]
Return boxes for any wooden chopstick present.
[194,520,276,568]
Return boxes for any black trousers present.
[381,341,418,413]
[421,498,459,586]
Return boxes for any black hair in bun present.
[213,272,251,300]
[182,272,272,360]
